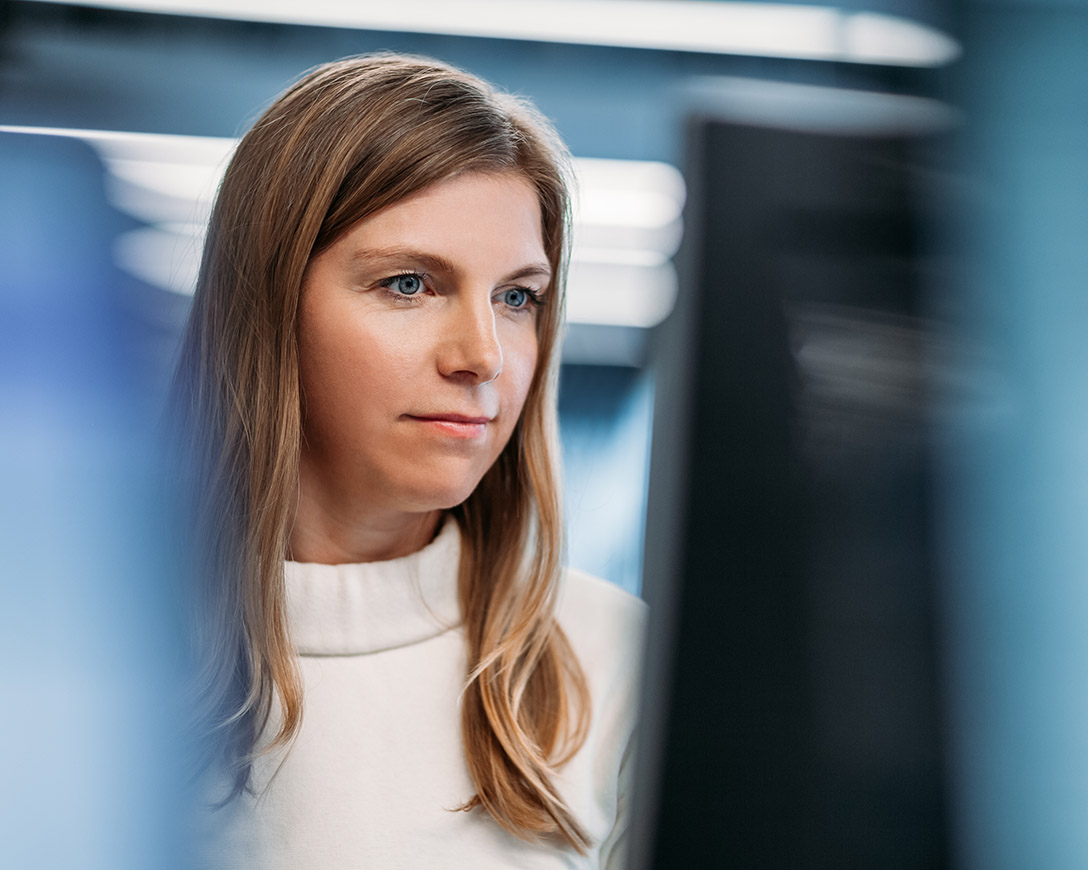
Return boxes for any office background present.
[2,1,1086,867]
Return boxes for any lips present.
[406,413,493,424]
[405,412,493,440]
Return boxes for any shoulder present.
[556,568,648,678]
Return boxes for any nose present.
[437,294,503,384]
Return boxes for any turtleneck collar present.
[284,516,462,655]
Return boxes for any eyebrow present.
[349,246,552,285]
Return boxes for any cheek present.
[298,306,410,431]
[503,331,540,414]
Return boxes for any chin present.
[395,475,487,514]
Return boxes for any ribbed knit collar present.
[284,517,462,656]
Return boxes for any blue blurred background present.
[2,0,1086,867]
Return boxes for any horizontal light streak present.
[28,0,961,67]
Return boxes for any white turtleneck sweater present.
[200,519,647,869]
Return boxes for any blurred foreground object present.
[633,78,960,868]
[0,131,191,869]
[940,1,1088,867]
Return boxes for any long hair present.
[170,54,591,850]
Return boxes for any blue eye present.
[502,288,530,308]
[386,273,423,295]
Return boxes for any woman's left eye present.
[500,287,534,309]
[382,273,424,295]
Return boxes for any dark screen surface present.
[632,94,956,869]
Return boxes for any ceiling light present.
[28,0,960,67]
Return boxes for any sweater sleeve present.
[598,729,637,870]
[556,568,648,870]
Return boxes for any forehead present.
[339,171,547,269]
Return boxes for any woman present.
[172,54,645,868]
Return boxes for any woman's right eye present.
[382,273,424,296]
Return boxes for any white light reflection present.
[30,0,961,67]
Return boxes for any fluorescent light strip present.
[0,126,686,240]
[27,0,960,67]
[0,123,235,160]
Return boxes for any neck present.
[289,471,443,564]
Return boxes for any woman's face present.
[296,171,549,520]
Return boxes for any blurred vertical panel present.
[0,132,190,869]
[633,82,958,868]
[939,3,1088,868]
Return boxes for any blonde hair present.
[171,54,591,850]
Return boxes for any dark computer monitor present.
[630,79,959,869]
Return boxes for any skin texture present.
[290,171,549,564]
